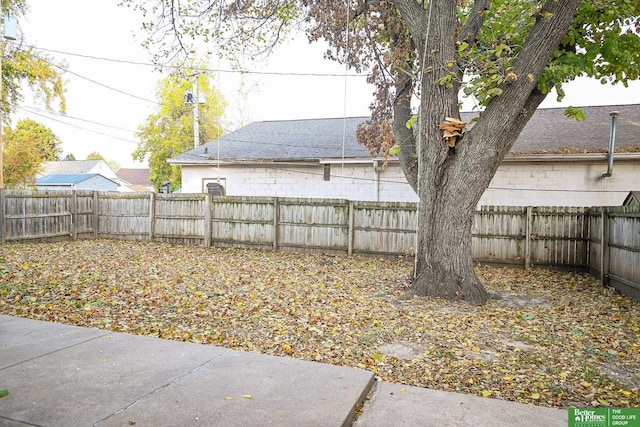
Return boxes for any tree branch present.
[393,0,428,40]
[459,0,489,46]
[392,73,418,191]
[479,0,581,143]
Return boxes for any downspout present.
[602,111,619,178]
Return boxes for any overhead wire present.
[15,42,370,159]
[340,0,350,199]
[16,105,139,144]
[26,44,368,78]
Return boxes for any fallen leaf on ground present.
[1,240,639,409]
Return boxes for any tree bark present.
[392,0,582,304]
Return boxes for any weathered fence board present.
[210,197,276,248]
[530,206,589,268]
[473,206,526,264]
[2,190,73,242]
[607,209,640,300]
[277,198,349,252]
[96,193,150,240]
[1,190,639,301]
[154,194,206,244]
[352,202,417,256]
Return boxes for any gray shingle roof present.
[170,117,371,163]
[41,160,104,175]
[170,104,640,163]
[505,104,640,152]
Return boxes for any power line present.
[21,47,159,105]
[16,106,140,145]
[27,45,368,78]
[20,105,138,134]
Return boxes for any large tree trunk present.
[392,0,582,304]
[412,193,487,304]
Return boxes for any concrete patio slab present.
[0,315,108,369]
[100,350,374,427]
[354,381,568,427]
[1,319,230,427]
[0,316,374,427]
[1,316,575,427]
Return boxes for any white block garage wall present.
[480,155,639,206]
[181,163,416,201]
[181,154,640,206]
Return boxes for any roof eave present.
[504,153,640,162]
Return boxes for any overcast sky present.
[12,0,640,168]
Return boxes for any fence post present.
[203,194,211,247]
[273,197,279,251]
[600,207,610,286]
[149,192,156,241]
[70,190,77,240]
[524,206,532,270]
[348,201,354,256]
[93,191,99,239]
[0,189,5,244]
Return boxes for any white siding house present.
[170,104,640,207]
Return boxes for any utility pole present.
[184,74,203,149]
[0,14,17,189]
[193,75,199,149]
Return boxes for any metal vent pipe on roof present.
[602,111,619,178]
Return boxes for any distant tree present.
[86,151,105,161]
[86,151,121,173]
[1,1,66,118]
[133,71,225,190]
[62,153,77,161]
[1,1,67,188]
[3,119,62,188]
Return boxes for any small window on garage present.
[324,164,331,181]
[206,182,225,196]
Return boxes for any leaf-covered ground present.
[1,240,639,409]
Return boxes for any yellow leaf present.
[400,388,406,392]
[283,343,292,354]
[530,392,540,399]
[469,378,474,384]
[481,390,491,397]
[503,376,512,382]
[224,397,233,400]
[471,346,480,353]
[242,395,252,399]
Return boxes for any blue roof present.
[36,173,102,185]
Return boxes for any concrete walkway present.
[0,315,568,426]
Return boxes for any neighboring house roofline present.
[172,152,640,167]
[35,173,120,186]
[170,104,640,165]
[503,153,640,162]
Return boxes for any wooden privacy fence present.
[0,190,638,300]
